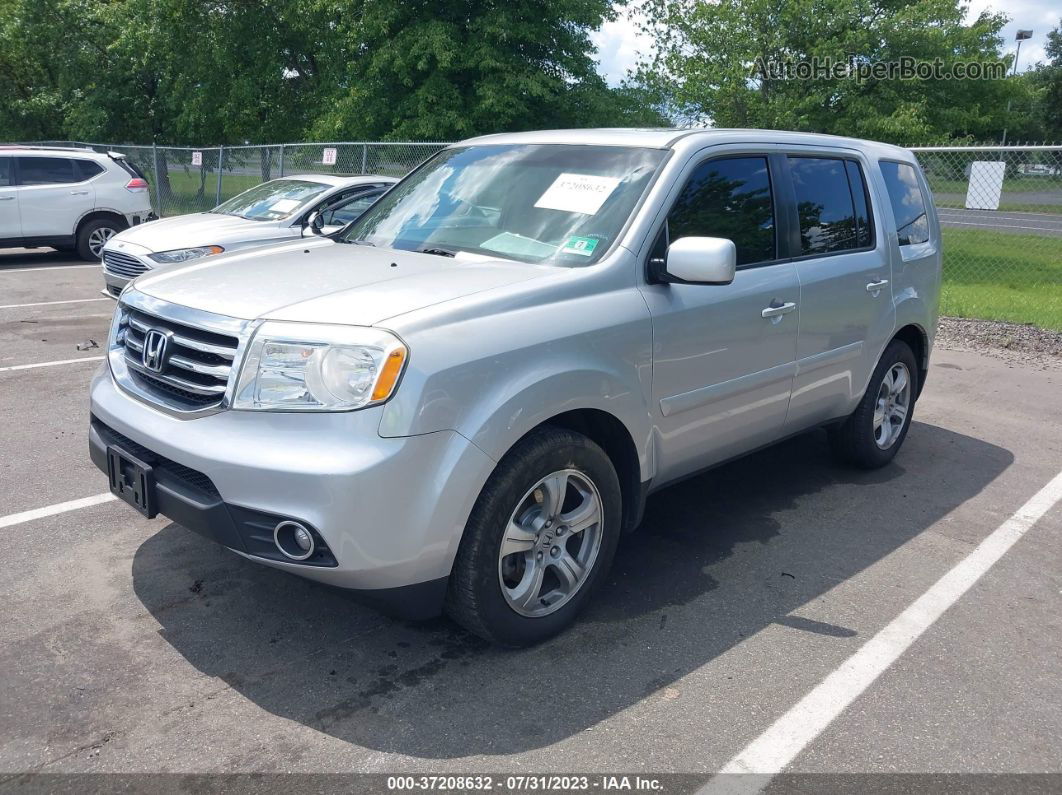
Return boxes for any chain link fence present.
[23,140,447,217]
[17,139,1062,331]
[911,145,1062,331]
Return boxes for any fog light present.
[274,520,315,561]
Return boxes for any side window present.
[74,160,104,181]
[327,192,381,226]
[0,158,11,187]
[879,161,929,246]
[789,157,866,255]
[17,157,75,185]
[667,156,775,266]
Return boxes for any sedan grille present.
[116,307,238,410]
[103,250,150,278]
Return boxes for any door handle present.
[0,196,14,201]
[70,190,89,195]
[866,279,889,293]
[761,301,796,319]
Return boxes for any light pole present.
[1001,29,1034,145]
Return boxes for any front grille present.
[116,307,239,411]
[103,250,150,278]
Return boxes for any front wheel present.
[445,427,622,646]
[829,339,918,469]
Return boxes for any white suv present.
[0,146,154,260]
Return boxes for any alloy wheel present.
[873,362,911,449]
[497,469,604,618]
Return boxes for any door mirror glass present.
[664,237,736,284]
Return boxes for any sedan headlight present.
[148,245,225,264]
[233,322,407,411]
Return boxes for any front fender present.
[379,288,655,481]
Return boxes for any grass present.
[926,175,1058,195]
[941,227,1062,331]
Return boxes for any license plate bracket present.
[106,445,157,518]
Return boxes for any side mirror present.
[303,211,325,237]
[662,237,736,285]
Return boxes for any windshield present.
[340,144,666,265]
[212,179,329,221]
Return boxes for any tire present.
[76,218,123,261]
[445,427,622,647]
[829,339,919,469]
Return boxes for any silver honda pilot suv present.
[90,129,941,646]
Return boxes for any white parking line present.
[0,264,100,274]
[701,468,1062,795]
[0,297,110,310]
[0,356,104,373]
[0,493,116,530]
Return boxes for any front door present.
[639,154,800,483]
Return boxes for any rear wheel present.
[445,427,622,646]
[830,339,918,469]
[76,218,123,261]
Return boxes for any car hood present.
[109,212,285,253]
[132,238,550,325]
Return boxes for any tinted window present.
[667,156,775,266]
[0,158,11,187]
[880,161,929,245]
[18,157,75,185]
[74,160,104,181]
[789,157,865,255]
[845,161,873,248]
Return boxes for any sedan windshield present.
[340,144,666,265]
[212,179,329,221]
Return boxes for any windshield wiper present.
[418,247,457,258]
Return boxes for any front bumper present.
[89,365,496,615]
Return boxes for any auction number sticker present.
[534,173,621,215]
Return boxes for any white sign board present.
[322,147,338,166]
[534,173,621,215]
[191,151,202,166]
[965,161,1006,210]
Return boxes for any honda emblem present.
[142,329,169,373]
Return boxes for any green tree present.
[635,0,1016,144]
[311,0,666,140]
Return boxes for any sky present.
[592,0,1060,86]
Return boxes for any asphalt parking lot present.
[1,247,1060,791]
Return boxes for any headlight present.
[232,322,407,412]
[148,245,224,264]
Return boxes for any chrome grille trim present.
[103,250,150,278]
[108,289,253,418]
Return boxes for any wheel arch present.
[75,209,128,238]
[529,408,647,534]
[892,323,929,398]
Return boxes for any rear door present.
[780,152,894,430]
[0,157,18,239]
[639,151,800,483]
[16,156,93,238]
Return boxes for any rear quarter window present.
[880,161,930,246]
[74,160,104,181]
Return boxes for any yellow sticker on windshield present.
[561,236,599,257]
